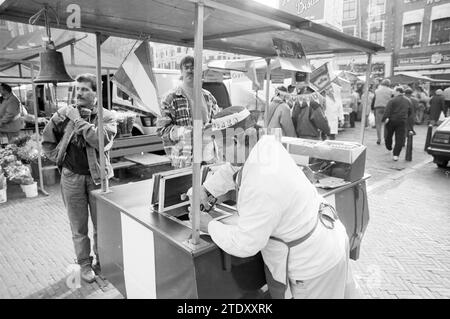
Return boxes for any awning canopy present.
[389,72,450,85]
[402,9,424,25]
[0,0,384,58]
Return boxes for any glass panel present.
[403,23,421,47]
[430,18,450,44]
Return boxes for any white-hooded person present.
[188,106,360,299]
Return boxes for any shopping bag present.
[368,111,375,128]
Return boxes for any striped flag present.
[112,40,161,116]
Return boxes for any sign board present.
[271,70,286,84]
[272,38,307,60]
[277,0,343,31]
[310,62,332,92]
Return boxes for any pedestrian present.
[291,86,330,140]
[404,88,417,135]
[156,55,220,168]
[414,85,429,124]
[42,73,117,283]
[349,87,359,128]
[323,83,344,140]
[363,86,375,128]
[372,79,394,145]
[382,87,412,161]
[0,83,23,143]
[189,106,359,299]
[444,86,450,117]
[266,86,296,137]
[429,89,446,126]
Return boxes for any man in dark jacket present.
[291,88,330,140]
[42,73,117,283]
[382,87,412,161]
[404,88,417,135]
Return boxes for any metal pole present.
[190,1,204,246]
[264,58,271,127]
[360,53,372,144]
[31,64,48,196]
[96,32,107,192]
[106,68,111,110]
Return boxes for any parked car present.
[426,117,450,168]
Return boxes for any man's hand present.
[66,106,81,122]
[186,186,212,212]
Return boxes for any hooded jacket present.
[266,96,296,137]
[291,100,330,139]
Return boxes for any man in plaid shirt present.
[157,56,220,168]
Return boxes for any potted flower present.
[4,161,38,198]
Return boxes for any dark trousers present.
[349,111,357,128]
[445,101,450,117]
[385,120,406,156]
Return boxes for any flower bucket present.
[0,186,6,203]
[20,182,38,198]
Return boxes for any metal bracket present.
[182,237,210,251]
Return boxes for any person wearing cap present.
[382,87,413,161]
[372,79,394,145]
[156,55,220,168]
[414,85,430,124]
[266,86,296,137]
[189,105,359,299]
[429,89,446,126]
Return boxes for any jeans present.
[385,120,406,156]
[60,167,99,266]
[374,107,385,142]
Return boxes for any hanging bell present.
[34,43,74,83]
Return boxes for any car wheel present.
[435,159,449,168]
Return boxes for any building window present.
[177,47,181,53]
[27,24,34,33]
[368,21,384,46]
[369,0,385,17]
[402,23,421,47]
[342,0,357,21]
[343,25,356,37]
[17,23,24,35]
[0,20,6,26]
[429,18,450,45]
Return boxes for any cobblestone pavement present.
[0,122,448,299]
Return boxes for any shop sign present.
[399,53,450,65]
[277,0,343,30]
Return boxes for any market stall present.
[1,0,383,298]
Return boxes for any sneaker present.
[393,156,399,161]
[80,264,96,283]
[376,140,381,145]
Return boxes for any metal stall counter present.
[93,137,370,299]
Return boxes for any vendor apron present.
[264,202,338,299]
[233,167,338,298]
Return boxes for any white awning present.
[431,3,450,21]
[402,9,424,25]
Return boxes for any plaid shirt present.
[157,86,220,168]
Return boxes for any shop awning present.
[431,3,450,20]
[402,9,424,25]
[0,0,384,57]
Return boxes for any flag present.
[112,40,161,116]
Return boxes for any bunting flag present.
[112,40,161,116]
